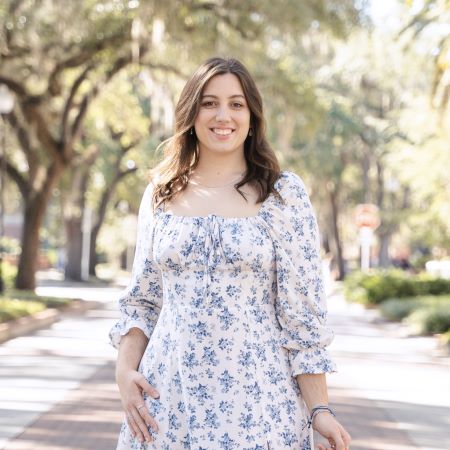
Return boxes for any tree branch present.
[47,28,130,93]
[121,140,140,153]
[107,125,140,152]
[116,166,138,182]
[1,44,31,60]
[146,62,187,78]
[65,44,148,160]
[398,10,441,37]
[0,75,27,98]
[190,2,257,40]
[6,111,31,155]
[61,64,95,142]
[0,156,30,198]
[20,97,63,163]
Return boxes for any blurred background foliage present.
[0,0,448,291]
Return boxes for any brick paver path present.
[3,361,418,450]
[3,362,122,450]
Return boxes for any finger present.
[137,375,160,399]
[125,414,136,438]
[140,408,159,433]
[341,427,351,447]
[330,432,345,450]
[317,445,326,450]
[132,407,153,443]
[136,401,159,432]
[126,412,144,443]
[336,424,351,449]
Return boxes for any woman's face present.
[194,73,251,158]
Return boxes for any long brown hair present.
[151,56,281,211]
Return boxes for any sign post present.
[355,204,380,272]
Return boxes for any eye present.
[231,102,244,108]
[201,101,216,107]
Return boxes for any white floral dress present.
[109,170,336,450]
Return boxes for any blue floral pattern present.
[109,170,336,449]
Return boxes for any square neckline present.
[155,172,286,221]
[157,193,272,221]
[155,170,286,222]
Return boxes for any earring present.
[248,128,253,136]
[190,128,194,135]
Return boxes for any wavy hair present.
[151,56,281,211]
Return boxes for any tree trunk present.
[64,165,90,281]
[65,216,84,280]
[89,223,100,277]
[362,148,371,203]
[15,200,45,289]
[378,232,391,267]
[88,166,137,276]
[328,184,345,280]
[88,186,112,277]
[15,163,63,290]
[375,160,385,267]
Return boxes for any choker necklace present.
[189,172,246,189]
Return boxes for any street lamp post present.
[0,84,15,294]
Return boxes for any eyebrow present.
[201,94,245,99]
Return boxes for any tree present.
[0,0,151,288]
[1,0,362,289]
[400,0,450,115]
[62,72,149,279]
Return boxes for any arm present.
[296,373,328,411]
[272,171,336,376]
[115,328,149,382]
[271,172,350,449]
[297,373,351,450]
[115,327,160,444]
[109,182,163,350]
[108,182,162,444]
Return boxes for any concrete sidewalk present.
[0,283,449,449]
[2,362,122,450]
[0,285,123,450]
[325,292,450,450]
[1,358,417,450]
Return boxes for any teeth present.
[213,128,233,135]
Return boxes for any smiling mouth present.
[211,128,235,136]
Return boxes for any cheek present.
[238,113,251,130]
[239,109,251,124]
[195,110,214,125]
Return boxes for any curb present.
[0,299,102,344]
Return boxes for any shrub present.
[406,305,450,335]
[344,269,450,305]
[1,260,17,289]
[380,298,422,321]
[380,295,450,321]
[440,330,450,345]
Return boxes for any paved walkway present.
[0,282,449,449]
[0,284,123,450]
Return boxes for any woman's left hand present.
[313,412,351,450]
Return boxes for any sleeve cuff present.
[288,347,337,376]
[108,317,152,350]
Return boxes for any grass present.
[0,290,72,323]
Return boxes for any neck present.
[192,147,247,181]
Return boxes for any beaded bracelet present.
[302,404,336,430]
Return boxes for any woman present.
[109,56,351,450]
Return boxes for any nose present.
[215,105,231,122]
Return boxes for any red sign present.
[355,204,380,230]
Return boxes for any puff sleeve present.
[264,171,336,376]
[108,182,163,349]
